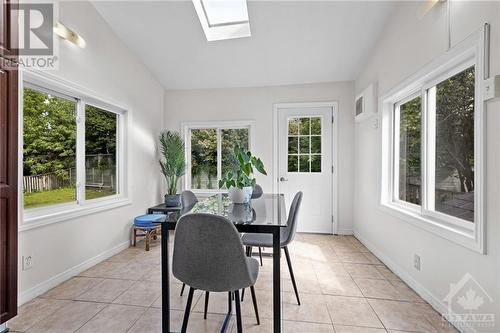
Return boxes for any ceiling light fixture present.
[53,22,86,48]
[192,0,251,41]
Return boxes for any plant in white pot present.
[219,145,267,204]
[159,130,186,207]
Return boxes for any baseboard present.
[18,240,130,305]
[336,228,353,235]
[354,230,476,333]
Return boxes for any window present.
[85,105,118,200]
[395,95,422,205]
[21,75,127,225]
[287,117,322,173]
[201,0,249,26]
[380,33,484,252]
[185,122,252,191]
[23,87,77,209]
[192,0,251,41]
[432,67,475,222]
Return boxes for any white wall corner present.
[336,228,354,235]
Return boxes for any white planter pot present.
[228,186,253,204]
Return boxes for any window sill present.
[19,197,131,232]
[378,202,484,254]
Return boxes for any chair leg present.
[241,288,245,302]
[258,247,263,266]
[227,292,232,313]
[181,287,195,333]
[203,291,210,319]
[250,285,260,325]
[284,246,301,305]
[180,283,186,296]
[234,290,243,333]
[133,229,137,247]
[145,230,151,251]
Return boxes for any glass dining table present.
[156,193,287,333]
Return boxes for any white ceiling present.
[92,1,395,90]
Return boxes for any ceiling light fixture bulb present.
[53,21,86,48]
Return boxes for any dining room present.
[2,0,499,333]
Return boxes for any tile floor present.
[8,233,458,333]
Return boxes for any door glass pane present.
[221,128,249,178]
[311,136,321,154]
[434,66,475,222]
[299,155,310,172]
[23,88,77,209]
[288,118,299,135]
[288,155,298,172]
[191,129,217,189]
[299,136,310,154]
[299,118,310,135]
[398,96,421,205]
[311,154,321,172]
[85,105,118,200]
[288,137,298,154]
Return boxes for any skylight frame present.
[192,0,251,41]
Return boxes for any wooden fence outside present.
[23,168,76,193]
[23,167,116,193]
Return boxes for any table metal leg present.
[272,230,281,333]
[161,224,170,333]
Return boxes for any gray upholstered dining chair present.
[251,184,264,265]
[241,191,303,305]
[251,184,263,199]
[179,190,198,297]
[173,213,260,333]
[181,190,198,209]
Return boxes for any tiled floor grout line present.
[124,305,149,333]
[341,249,388,333]
[70,302,108,333]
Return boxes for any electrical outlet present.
[22,255,33,271]
[413,254,420,271]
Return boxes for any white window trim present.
[379,29,486,253]
[18,70,131,232]
[181,120,255,194]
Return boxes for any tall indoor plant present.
[159,130,186,206]
[219,145,267,204]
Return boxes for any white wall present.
[164,82,355,233]
[18,1,164,302]
[354,1,500,330]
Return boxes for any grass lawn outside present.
[24,187,115,209]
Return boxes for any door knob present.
[279,177,288,182]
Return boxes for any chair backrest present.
[280,191,303,246]
[172,213,255,292]
[181,190,198,209]
[251,184,263,199]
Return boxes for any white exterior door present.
[277,105,335,233]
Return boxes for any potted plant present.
[159,130,186,207]
[219,145,267,204]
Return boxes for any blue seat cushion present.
[134,214,163,228]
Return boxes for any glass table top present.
[159,193,287,227]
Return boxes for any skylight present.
[192,0,251,41]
